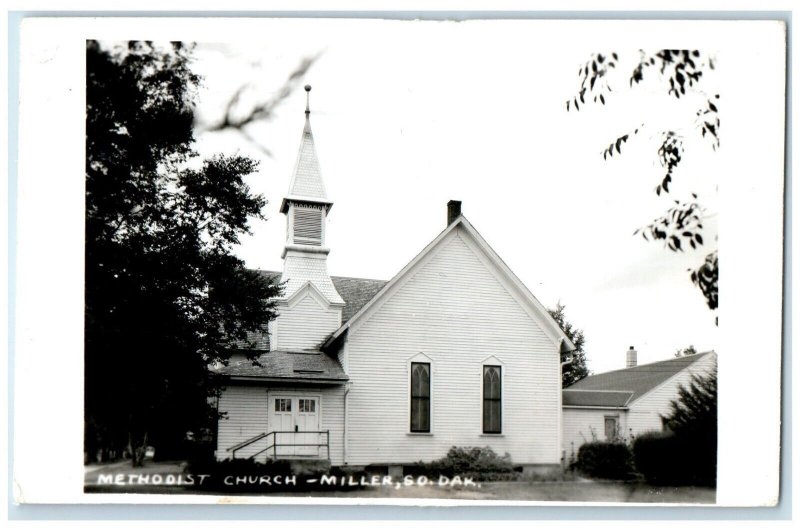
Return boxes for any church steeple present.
[280,85,334,253]
[277,85,344,313]
[280,86,332,213]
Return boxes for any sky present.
[186,20,720,374]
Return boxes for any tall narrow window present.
[410,362,431,432]
[483,365,502,434]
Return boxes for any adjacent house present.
[561,347,717,459]
[211,88,575,472]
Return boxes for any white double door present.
[269,395,321,457]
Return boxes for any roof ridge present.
[588,350,713,377]
[252,268,388,284]
[563,389,634,393]
[331,274,388,282]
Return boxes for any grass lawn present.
[84,460,715,503]
[264,480,715,503]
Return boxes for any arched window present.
[410,362,431,433]
[483,365,502,434]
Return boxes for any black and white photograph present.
[11,16,786,510]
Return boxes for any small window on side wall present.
[483,365,502,434]
[410,362,431,433]
[604,416,619,440]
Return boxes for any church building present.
[212,86,575,472]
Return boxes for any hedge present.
[633,430,715,486]
[574,441,634,480]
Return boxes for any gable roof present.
[228,270,387,351]
[323,215,576,353]
[211,350,348,382]
[562,390,634,408]
[331,275,389,323]
[564,351,715,406]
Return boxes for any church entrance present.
[268,394,322,458]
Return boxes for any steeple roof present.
[280,86,332,213]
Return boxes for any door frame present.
[266,390,323,457]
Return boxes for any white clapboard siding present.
[274,293,341,351]
[561,408,629,458]
[216,385,269,460]
[344,228,561,466]
[627,352,717,435]
[216,384,346,464]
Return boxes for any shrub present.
[657,367,717,487]
[575,441,634,480]
[409,446,520,481]
[633,429,715,486]
[632,430,681,485]
[633,367,717,487]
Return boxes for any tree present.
[549,303,590,386]
[662,366,717,434]
[85,41,282,465]
[566,50,719,321]
[674,344,698,357]
[660,365,718,485]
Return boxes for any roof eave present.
[562,405,630,410]
[280,196,334,214]
[225,375,349,384]
[325,214,574,353]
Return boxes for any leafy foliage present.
[630,49,714,99]
[85,41,282,465]
[662,365,718,437]
[566,52,618,111]
[696,94,721,150]
[548,303,590,387]
[674,344,698,357]
[574,441,635,480]
[634,364,717,486]
[690,250,719,311]
[410,446,519,482]
[655,131,683,195]
[567,49,719,317]
[602,126,642,160]
[632,430,684,485]
[634,196,705,251]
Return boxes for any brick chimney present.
[447,200,462,226]
[626,346,638,368]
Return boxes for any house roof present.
[562,390,633,408]
[228,270,387,351]
[211,350,348,382]
[323,215,576,353]
[564,351,715,406]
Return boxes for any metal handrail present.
[229,430,331,461]
[226,432,268,454]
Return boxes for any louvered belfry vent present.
[293,206,322,245]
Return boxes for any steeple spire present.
[280,85,331,212]
[276,85,344,310]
